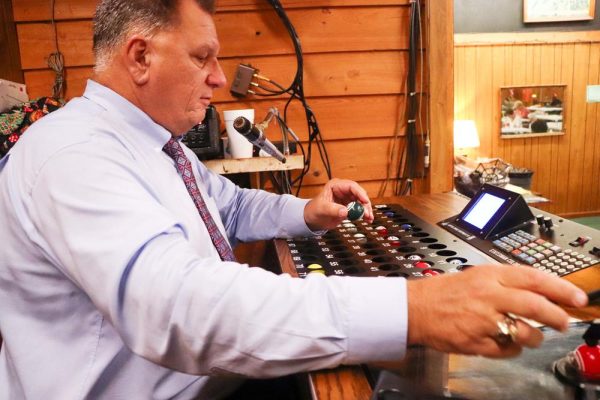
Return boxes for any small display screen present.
[462,193,506,229]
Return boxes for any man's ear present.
[123,36,151,85]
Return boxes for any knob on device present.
[536,214,545,226]
[553,320,600,386]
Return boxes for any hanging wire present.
[396,0,422,196]
[417,0,430,173]
[265,0,332,196]
[379,0,422,197]
[48,0,65,99]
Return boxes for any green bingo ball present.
[346,201,365,221]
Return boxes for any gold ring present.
[496,315,518,345]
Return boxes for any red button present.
[414,261,430,269]
[375,226,388,235]
[423,269,443,277]
[574,344,600,381]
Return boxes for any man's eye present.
[195,56,208,67]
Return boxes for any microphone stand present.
[257,107,295,193]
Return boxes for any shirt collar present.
[82,79,173,151]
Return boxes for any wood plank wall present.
[455,32,600,218]
[0,0,23,83]
[12,0,454,199]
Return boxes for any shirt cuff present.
[341,276,408,364]
[278,196,326,238]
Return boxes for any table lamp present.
[453,120,480,157]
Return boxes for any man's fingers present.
[495,287,571,331]
[325,179,374,222]
[513,319,544,348]
[497,266,588,308]
[481,319,542,358]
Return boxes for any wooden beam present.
[427,0,454,193]
[0,0,23,83]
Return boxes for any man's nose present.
[208,59,227,89]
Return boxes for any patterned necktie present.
[163,138,236,262]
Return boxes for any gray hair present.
[93,0,215,72]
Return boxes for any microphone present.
[233,116,286,163]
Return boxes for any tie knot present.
[163,137,183,160]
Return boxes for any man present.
[0,0,588,399]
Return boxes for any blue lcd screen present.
[462,193,506,229]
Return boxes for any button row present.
[492,230,593,275]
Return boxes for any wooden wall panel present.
[24,51,422,101]
[0,0,23,83]
[13,0,410,21]
[455,33,600,217]
[17,7,411,69]
[13,0,452,199]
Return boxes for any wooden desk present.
[272,192,600,400]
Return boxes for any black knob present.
[543,217,553,229]
[583,320,600,346]
[536,214,545,226]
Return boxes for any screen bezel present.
[454,184,518,237]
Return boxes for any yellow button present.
[308,270,326,275]
[307,263,323,270]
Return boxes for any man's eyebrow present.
[193,42,218,54]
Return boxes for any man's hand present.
[407,265,588,358]
[304,178,374,231]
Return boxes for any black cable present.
[275,115,308,196]
[266,0,332,193]
[394,0,421,195]
[49,0,65,99]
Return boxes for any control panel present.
[439,184,600,276]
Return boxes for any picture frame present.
[500,85,566,139]
[524,0,596,23]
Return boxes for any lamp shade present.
[454,120,480,149]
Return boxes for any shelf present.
[203,154,304,175]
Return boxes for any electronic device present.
[286,204,491,280]
[181,105,221,160]
[445,183,534,239]
[439,184,600,276]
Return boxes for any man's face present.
[143,0,226,136]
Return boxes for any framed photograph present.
[500,85,566,139]
[524,0,596,23]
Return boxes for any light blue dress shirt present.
[0,80,407,399]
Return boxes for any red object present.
[413,261,430,269]
[574,344,600,381]
[422,269,442,277]
[375,226,388,235]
